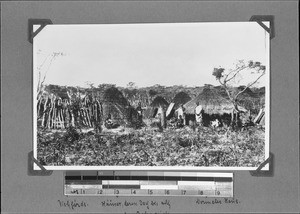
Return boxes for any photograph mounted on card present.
[33,22,270,170]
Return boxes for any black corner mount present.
[28,19,53,43]
[28,151,53,176]
[250,153,274,177]
[250,15,275,39]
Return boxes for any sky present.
[33,22,269,88]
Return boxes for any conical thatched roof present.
[102,87,129,105]
[235,86,258,98]
[102,87,134,124]
[173,92,191,108]
[150,96,169,108]
[183,87,247,115]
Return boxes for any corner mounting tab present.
[28,19,53,43]
[250,15,275,39]
[250,153,274,177]
[28,151,53,176]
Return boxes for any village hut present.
[101,87,137,126]
[173,92,191,108]
[166,92,191,119]
[150,96,169,118]
[182,87,247,126]
[237,86,256,95]
[233,86,262,115]
[143,107,156,119]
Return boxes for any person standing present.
[160,106,167,129]
[136,102,143,122]
[177,104,186,125]
[195,102,203,126]
[176,115,184,128]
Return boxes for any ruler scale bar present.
[64,172,233,197]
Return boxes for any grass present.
[37,124,265,167]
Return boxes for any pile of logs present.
[37,93,102,129]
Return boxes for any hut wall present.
[103,103,130,124]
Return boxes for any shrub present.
[63,126,80,143]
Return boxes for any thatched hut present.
[149,96,169,118]
[101,87,137,125]
[173,92,191,108]
[150,96,169,108]
[183,87,247,126]
[166,92,191,119]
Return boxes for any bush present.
[63,126,80,143]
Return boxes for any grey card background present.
[1,1,299,213]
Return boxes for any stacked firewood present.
[37,93,102,130]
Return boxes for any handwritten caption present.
[100,199,171,210]
[196,198,241,205]
[57,197,241,212]
[58,199,88,210]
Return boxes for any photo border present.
[32,21,270,171]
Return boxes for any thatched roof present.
[143,106,157,118]
[173,92,191,108]
[257,87,265,97]
[103,87,130,106]
[213,86,228,98]
[235,86,258,98]
[150,96,169,108]
[102,87,137,124]
[183,87,247,115]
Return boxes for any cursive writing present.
[58,199,88,210]
[101,199,171,210]
[196,198,241,205]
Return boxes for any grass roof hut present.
[183,87,247,126]
[166,92,192,119]
[102,87,137,125]
[150,96,169,108]
[235,86,258,98]
[149,96,169,118]
[184,87,246,115]
[173,91,191,108]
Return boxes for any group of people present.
[175,102,204,128]
[103,101,205,130]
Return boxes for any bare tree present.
[212,60,266,127]
[36,51,66,98]
[36,51,66,122]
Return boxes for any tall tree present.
[212,60,266,127]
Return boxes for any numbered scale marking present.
[64,171,233,197]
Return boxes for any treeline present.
[44,83,265,113]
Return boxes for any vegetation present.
[37,125,265,167]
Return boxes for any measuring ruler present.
[64,171,233,197]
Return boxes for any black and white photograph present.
[33,22,270,170]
